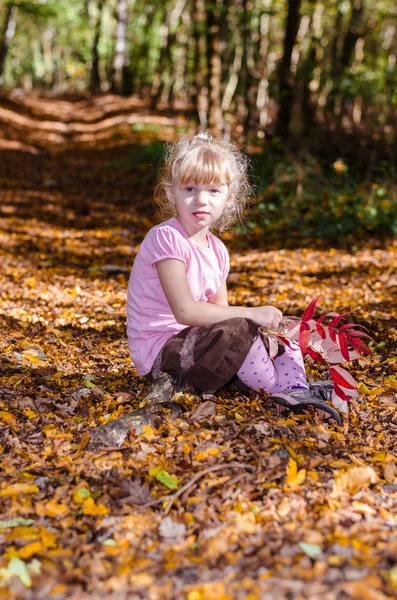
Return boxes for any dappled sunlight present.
[0,93,189,152]
[0,93,396,600]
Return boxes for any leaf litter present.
[0,98,397,599]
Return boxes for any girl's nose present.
[195,190,207,205]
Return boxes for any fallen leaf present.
[82,497,109,516]
[149,467,179,490]
[0,483,39,497]
[285,458,306,489]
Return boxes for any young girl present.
[127,133,341,424]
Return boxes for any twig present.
[87,446,131,456]
[163,462,254,515]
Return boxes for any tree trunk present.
[111,0,129,93]
[239,0,255,133]
[207,0,223,132]
[256,0,273,134]
[276,0,302,138]
[0,2,17,83]
[89,0,105,93]
[151,0,186,107]
[193,0,208,127]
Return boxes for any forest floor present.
[0,92,397,600]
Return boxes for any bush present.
[249,151,397,244]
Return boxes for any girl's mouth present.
[193,211,209,216]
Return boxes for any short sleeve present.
[143,225,190,268]
[222,248,230,282]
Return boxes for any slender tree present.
[206,0,223,131]
[89,0,106,93]
[111,0,130,93]
[276,0,302,138]
[0,1,17,82]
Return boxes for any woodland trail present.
[0,94,397,599]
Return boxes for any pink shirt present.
[127,217,230,375]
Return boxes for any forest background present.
[1,1,397,599]
[1,0,397,241]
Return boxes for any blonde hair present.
[154,132,253,232]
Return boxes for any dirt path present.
[0,94,397,599]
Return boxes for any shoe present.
[268,386,341,425]
[309,380,334,402]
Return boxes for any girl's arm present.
[157,258,282,329]
[208,281,228,307]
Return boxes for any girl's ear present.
[165,183,175,205]
[225,191,236,207]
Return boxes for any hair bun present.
[194,132,212,141]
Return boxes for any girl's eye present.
[210,189,220,194]
[185,187,194,192]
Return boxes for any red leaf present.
[348,337,373,356]
[338,332,350,362]
[329,314,346,329]
[316,322,326,339]
[302,298,320,323]
[317,312,341,325]
[306,348,325,363]
[329,327,337,344]
[346,330,373,340]
[278,335,293,349]
[330,367,357,390]
[333,383,351,402]
[299,328,311,355]
[339,323,369,334]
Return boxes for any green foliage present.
[250,152,397,243]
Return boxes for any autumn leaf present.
[0,519,35,529]
[0,557,33,588]
[332,466,379,497]
[35,499,70,518]
[149,467,179,490]
[284,458,306,489]
[82,497,109,516]
[0,483,39,497]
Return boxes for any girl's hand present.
[250,306,283,330]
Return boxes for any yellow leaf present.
[0,483,39,497]
[207,448,220,456]
[341,578,387,600]
[82,497,109,516]
[235,513,256,534]
[0,411,16,425]
[73,486,91,504]
[351,501,377,516]
[195,448,220,461]
[307,470,319,482]
[367,387,386,398]
[142,425,155,440]
[195,452,209,461]
[332,466,378,497]
[23,409,38,419]
[42,425,72,440]
[36,499,70,518]
[277,497,291,518]
[49,585,67,596]
[385,377,397,391]
[20,350,47,367]
[17,541,42,560]
[358,382,370,395]
[285,458,306,489]
[24,277,37,288]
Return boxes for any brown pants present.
[151,318,258,392]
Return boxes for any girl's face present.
[167,181,234,236]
